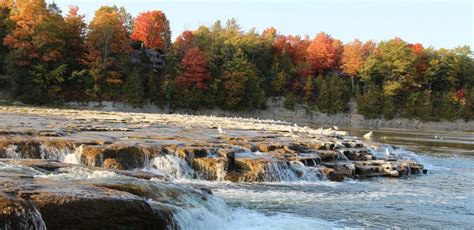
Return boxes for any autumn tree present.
[306,32,339,75]
[176,47,211,89]
[131,10,170,52]
[341,39,375,92]
[84,5,131,100]
[3,0,70,104]
[274,35,309,67]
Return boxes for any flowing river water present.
[143,129,473,229]
[1,107,472,229]
[2,129,473,229]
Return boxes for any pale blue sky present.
[48,0,473,49]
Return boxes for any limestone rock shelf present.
[0,106,426,182]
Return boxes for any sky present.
[48,0,473,49]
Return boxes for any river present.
[1,107,473,229]
[173,129,474,229]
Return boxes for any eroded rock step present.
[0,159,221,230]
[0,136,426,183]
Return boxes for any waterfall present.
[260,160,324,182]
[3,145,20,158]
[63,145,83,164]
[1,207,47,230]
[289,161,324,181]
[215,160,226,181]
[261,161,299,182]
[146,154,196,180]
[170,196,231,230]
[39,144,83,164]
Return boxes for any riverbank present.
[65,99,474,132]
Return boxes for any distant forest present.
[0,1,473,121]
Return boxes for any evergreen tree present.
[125,67,144,107]
[303,76,314,102]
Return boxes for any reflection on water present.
[347,128,474,156]
[181,129,474,229]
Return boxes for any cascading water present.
[39,144,71,162]
[289,161,324,181]
[3,145,20,159]
[39,144,83,164]
[1,207,47,230]
[63,145,83,164]
[145,154,196,180]
[262,161,299,182]
[214,160,227,181]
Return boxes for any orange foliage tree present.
[84,6,131,99]
[306,32,339,75]
[175,47,211,89]
[341,39,377,91]
[3,0,49,66]
[131,10,170,51]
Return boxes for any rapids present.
[0,106,472,229]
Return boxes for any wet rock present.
[193,157,227,180]
[256,143,282,152]
[102,145,153,170]
[102,158,124,170]
[0,106,426,184]
[0,159,218,230]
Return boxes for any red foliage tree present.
[409,43,428,75]
[274,35,309,66]
[306,32,338,75]
[173,30,195,55]
[176,47,211,89]
[131,10,170,51]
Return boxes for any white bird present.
[318,127,323,134]
[333,126,339,130]
[385,148,390,157]
[217,125,226,135]
[363,131,373,140]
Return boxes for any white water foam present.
[35,166,119,180]
[145,155,196,180]
[39,144,83,164]
[0,162,44,175]
[3,145,20,158]
[63,145,83,164]
[262,161,299,181]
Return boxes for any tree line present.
[0,1,472,121]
